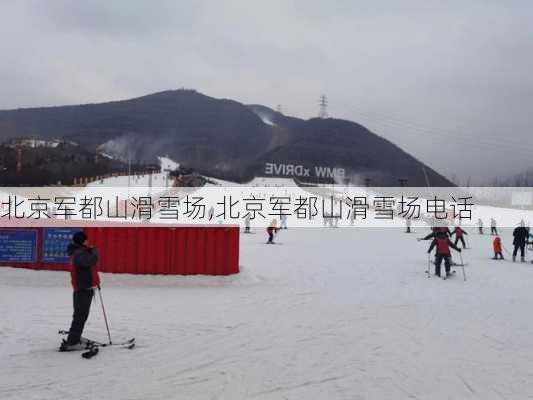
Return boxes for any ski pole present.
[459,252,467,282]
[502,245,511,257]
[97,286,113,345]
[426,252,431,278]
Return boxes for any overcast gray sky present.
[1,0,532,183]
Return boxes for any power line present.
[348,105,533,157]
[349,104,532,150]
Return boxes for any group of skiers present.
[489,220,532,262]
[477,218,499,235]
[59,216,532,350]
[421,220,533,278]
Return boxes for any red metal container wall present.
[0,226,240,276]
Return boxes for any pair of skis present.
[58,330,135,359]
[425,269,457,280]
[426,254,467,281]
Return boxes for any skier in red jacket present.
[428,231,462,277]
[60,231,100,351]
[266,219,280,244]
[450,226,468,249]
[493,236,504,260]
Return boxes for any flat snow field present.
[2,228,533,400]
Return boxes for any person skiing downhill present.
[493,235,504,260]
[428,231,462,277]
[280,214,288,229]
[60,231,99,351]
[512,221,529,262]
[491,218,498,235]
[450,226,468,249]
[266,219,280,244]
[478,218,484,235]
[244,215,251,233]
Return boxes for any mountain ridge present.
[0,89,454,186]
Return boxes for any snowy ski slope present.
[2,227,533,399]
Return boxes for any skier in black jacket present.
[513,221,530,262]
[60,231,100,351]
[428,231,462,277]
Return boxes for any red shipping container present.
[0,225,239,276]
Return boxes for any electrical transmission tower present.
[318,95,328,118]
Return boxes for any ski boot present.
[59,338,94,352]
[513,255,516,262]
[521,256,526,263]
[59,339,86,352]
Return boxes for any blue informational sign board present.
[42,228,82,263]
[0,229,38,263]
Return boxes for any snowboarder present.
[512,221,529,262]
[267,219,280,244]
[490,218,498,235]
[427,231,462,277]
[405,218,412,233]
[478,218,484,234]
[244,215,251,233]
[493,235,504,260]
[450,226,468,249]
[60,231,100,351]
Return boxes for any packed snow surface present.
[2,227,533,399]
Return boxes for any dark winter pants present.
[434,254,451,276]
[454,236,466,248]
[493,251,504,260]
[513,243,525,257]
[268,232,274,243]
[491,227,498,235]
[67,289,94,345]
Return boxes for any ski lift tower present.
[398,178,408,197]
[318,95,328,118]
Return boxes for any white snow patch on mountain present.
[158,156,179,172]
[260,115,276,126]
